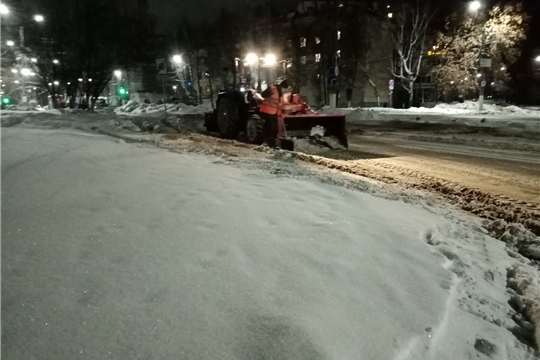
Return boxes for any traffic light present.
[117,86,129,99]
[1,96,11,106]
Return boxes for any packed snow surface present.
[2,127,537,359]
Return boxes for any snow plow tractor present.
[204,89,348,151]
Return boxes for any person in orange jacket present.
[253,76,289,147]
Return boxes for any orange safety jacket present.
[259,85,282,116]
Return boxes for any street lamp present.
[31,58,37,62]
[34,14,44,22]
[469,1,481,12]
[21,68,31,76]
[500,66,506,71]
[11,69,18,73]
[78,78,83,82]
[172,55,182,64]
[114,70,122,79]
[53,59,59,64]
[6,40,14,46]
[263,54,277,67]
[535,56,540,62]
[53,81,59,85]
[245,53,258,66]
[0,3,8,14]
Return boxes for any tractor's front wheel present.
[217,98,240,139]
[245,114,265,145]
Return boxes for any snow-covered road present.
[1,127,537,359]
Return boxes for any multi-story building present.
[286,1,393,107]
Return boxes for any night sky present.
[149,0,295,31]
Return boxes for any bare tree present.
[389,0,436,106]
[22,0,151,109]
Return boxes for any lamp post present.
[469,1,487,111]
[114,70,122,105]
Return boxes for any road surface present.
[343,134,540,206]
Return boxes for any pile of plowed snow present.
[322,101,539,117]
[115,100,212,116]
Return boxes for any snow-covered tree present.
[432,3,527,99]
[389,0,436,106]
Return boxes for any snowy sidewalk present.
[1,128,538,359]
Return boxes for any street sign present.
[480,58,492,68]
[156,59,167,75]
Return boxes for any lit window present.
[300,37,306,47]
[337,30,341,40]
[300,56,307,65]
[315,53,321,63]
[315,37,321,44]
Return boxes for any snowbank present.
[1,109,140,134]
[1,108,63,116]
[115,100,212,116]
[322,101,540,117]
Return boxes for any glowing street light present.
[172,55,182,64]
[114,70,122,79]
[0,3,8,14]
[6,40,14,46]
[48,82,52,86]
[21,68,31,76]
[14,80,20,84]
[11,69,18,73]
[476,73,482,78]
[388,13,393,18]
[500,66,506,71]
[245,53,258,66]
[469,1,481,12]
[31,58,37,62]
[53,81,59,85]
[53,59,59,64]
[535,56,540,62]
[263,54,277,67]
[172,85,177,90]
[34,14,44,22]
[88,78,92,82]
[78,78,83,82]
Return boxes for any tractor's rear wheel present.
[217,98,240,139]
[245,114,265,145]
